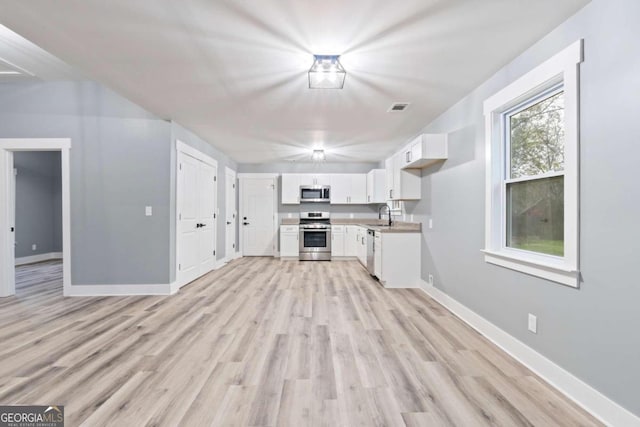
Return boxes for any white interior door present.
[198,162,217,273]
[177,150,217,286]
[225,167,237,259]
[241,178,275,256]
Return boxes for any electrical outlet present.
[32,244,37,251]
[528,314,537,334]
[428,274,434,284]
[428,219,433,229]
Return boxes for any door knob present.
[243,222,250,225]
[226,221,232,225]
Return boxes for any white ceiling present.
[0,24,80,82]
[0,0,588,163]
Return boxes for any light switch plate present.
[428,219,433,229]
[145,206,153,216]
[528,314,537,334]
[32,244,37,251]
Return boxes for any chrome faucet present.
[378,204,392,227]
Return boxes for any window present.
[483,40,582,287]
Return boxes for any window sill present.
[482,249,579,288]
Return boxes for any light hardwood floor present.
[2,258,601,426]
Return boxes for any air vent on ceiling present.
[388,102,410,112]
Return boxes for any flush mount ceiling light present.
[308,55,346,89]
[312,149,326,161]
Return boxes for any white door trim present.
[238,174,278,257]
[175,139,218,289]
[0,138,72,297]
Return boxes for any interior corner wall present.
[169,122,238,283]
[13,151,62,258]
[0,81,172,285]
[406,0,640,416]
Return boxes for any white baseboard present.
[67,282,175,297]
[15,252,62,266]
[419,280,640,427]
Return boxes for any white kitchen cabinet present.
[385,153,421,200]
[355,226,368,266]
[367,169,386,204]
[376,231,420,288]
[331,225,345,257]
[374,231,382,278]
[330,174,367,204]
[280,225,299,257]
[401,133,448,169]
[282,173,332,204]
[282,174,301,204]
[385,157,394,201]
[345,225,358,257]
[298,174,315,187]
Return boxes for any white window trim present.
[482,39,583,288]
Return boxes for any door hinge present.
[179,213,182,220]
[233,243,235,249]
[213,250,216,256]
[214,176,217,182]
[179,264,181,271]
[179,163,182,170]
[233,184,235,189]
[213,213,216,219]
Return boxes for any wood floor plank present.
[0,259,603,426]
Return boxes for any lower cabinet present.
[375,232,420,288]
[331,226,345,257]
[345,226,358,257]
[280,225,299,257]
[374,232,382,278]
[356,226,368,266]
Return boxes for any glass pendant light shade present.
[308,55,346,89]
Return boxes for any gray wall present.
[408,0,640,416]
[0,81,172,285]
[0,81,239,286]
[14,151,62,258]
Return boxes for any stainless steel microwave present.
[300,185,330,203]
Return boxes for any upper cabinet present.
[388,153,421,200]
[330,174,366,204]
[366,169,386,204]
[400,133,448,169]
[282,174,301,204]
[282,173,365,204]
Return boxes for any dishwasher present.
[366,229,375,276]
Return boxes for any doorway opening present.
[13,151,63,296]
[0,138,71,297]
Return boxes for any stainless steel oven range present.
[299,211,331,261]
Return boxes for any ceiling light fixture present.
[308,55,346,89]
[312,149,326,161]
